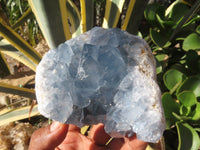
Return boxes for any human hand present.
[29,122,148,150]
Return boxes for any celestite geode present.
[35,27,165,143]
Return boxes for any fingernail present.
[50,121,62,132]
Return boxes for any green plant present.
[144,0,200,149]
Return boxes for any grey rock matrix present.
[35,27,165,143]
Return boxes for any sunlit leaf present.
[177,91,197,107]
[163,69,185,92]
[183,33,200,51]
[177,76,200,97]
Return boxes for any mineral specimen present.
[35,27,165,143]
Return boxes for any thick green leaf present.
[122,0,148,34]
[170,0,200,40]
[196,25,200,34]
[144,3,165,28]
[165,0,182,16]
[0,82,36,99]
[177,76,200,97]
[155,54,168,62]
[0,105,39,126]
[170,63,188,75]
[156,14,174,30]
[28,0,67,48]
[102,0,125,28]
[177,91,197,107]
[163,69,185,92]
[150,29,171,48]
[162,92,179,129]
[176,122,200,150]
[183,33,200,51]
[155,54,168,74]
[186,50,200,74]
[168,3,189,23]
[192,103,200,120]
[156,58,162,74]
[179,105,191,116]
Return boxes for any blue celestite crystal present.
[35,27,165,143]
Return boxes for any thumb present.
[29,121,68,150]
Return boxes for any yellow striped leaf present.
[0,51,10,77]
[28,0,67,48]
[0,105,39,126]
[0,20,42,65]
[67,0,82,38]
[122,0,148,34]
[102,0,125,28]
[0,82,36,99]
[80,0,94,32]
[0,39,37,71]
[59,0,72,40]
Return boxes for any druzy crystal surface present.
[35,27,165,143]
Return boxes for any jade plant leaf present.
[176,122,200,150]
[177,91,197,107]
[177,76,200,97]
[183,33,200,51]
[168,3,189,23]
[186,50,200,74]
[192,103,200,120]
[150,29,171,48]
[196,25,200,34]
[163,69,186,92]
[179,105,191,116]
[162,92,179,129]
[155,54,168,74]
[144,3,165,28]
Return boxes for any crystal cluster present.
[35,27,165,143]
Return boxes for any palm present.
[55,124,147,150]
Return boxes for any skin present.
[29,122,148,150]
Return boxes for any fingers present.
[29,121,68,150]
[88,123,111,146]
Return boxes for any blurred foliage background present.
[0,0,200,149]
[0,0,42,46]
